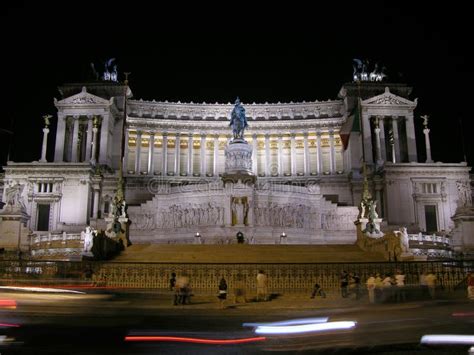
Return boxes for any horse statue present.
[229,97,248,141]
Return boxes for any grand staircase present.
[113,244,385,263]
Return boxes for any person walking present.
[426,271,437,299]
[340,271,349,298]
[218,277,228,309]
[310,282,327,298]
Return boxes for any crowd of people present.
[167,269,473,308]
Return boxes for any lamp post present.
[280,232,287,244]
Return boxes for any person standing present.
[425,271,437,299]
[256,270,268,301]
[218,277,228,309]
[310,282,326,298]
[394,269,406,302]
[366,274,376,304]
[340,271,349,298]
[467,272,474,300]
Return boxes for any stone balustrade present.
[30,232,83,259]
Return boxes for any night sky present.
[1,1,473,169]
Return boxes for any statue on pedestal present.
[82,226,95,254]
[5,183,26,212]
[229,97,248,141]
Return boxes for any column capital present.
[149,131,155,137]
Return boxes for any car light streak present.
[243,317,329,328]
[255,321,356,335]
[421,335,474,345]
[124,335,266,344]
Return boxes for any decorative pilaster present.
[303,132,309,176]
[99,113,110,165]
[290,133,296,175]
[174,132,181,176]
[162,133,168,175]
[148,132,155,175]
[135,131,142,174]
[188,133,194,176]
[405,113,418,162]
[200,133,206,176]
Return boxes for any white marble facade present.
[0,81,472,249]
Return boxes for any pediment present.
[362,87,417,107]
[54,86,111,106]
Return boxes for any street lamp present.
[280,232,287,244]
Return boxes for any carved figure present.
[229,97,248,140]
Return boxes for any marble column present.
[329,130,336,174]
[93,189,100,219]
[148,132,155,175]
[290,133,296,175]
[54,113,66,162]
[71,116,80,163]
[405,113,418,162]
[252,133,258,175]
[99,113,110,165]
[316,131,322,174]
[213,134,219,176]
[303,132,309,176]
[265,134,270,176]
[174,132,181,176]
[423,127,434,163]
[378,117,386,162]
[120,128,128,169]
[391,117,400,163]
[85,116,93,161]
[40,126,50,163]
[135,131,142,174]
[200,133,206,176]
[361,110,374,164]
[188,133,194,176]
[374,117,383,166]
[278,134,283,176]
[162,133,168,176]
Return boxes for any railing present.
[0,259,472,294]
[29,232,83,258]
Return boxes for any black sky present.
[1,1,473,169]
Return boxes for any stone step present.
[113,244,385,263]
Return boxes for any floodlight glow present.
[421,335,474,345]
[243,317,329,327]
[255,321,356,335]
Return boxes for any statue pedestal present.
[105,216,132,249]
[0,207,30,252]
[451,207,474,253]
[222,141,255,184]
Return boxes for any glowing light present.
[0,323,20,327]
[124,336,266,344]
[255,321,356,335]
[421,335,474,345]
[452,312,474,317]
[0,299,17,309]
[0,286,85,294]
[243,317,329,327]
